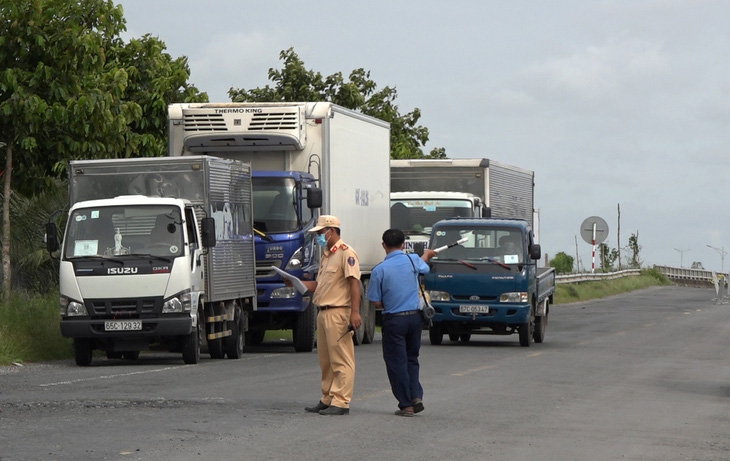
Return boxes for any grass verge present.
[554,268,672,305]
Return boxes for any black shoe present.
[305,401,329,413]
[413,400,425,414]
[319,405,349,415]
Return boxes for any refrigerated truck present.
[390,158,536,251]
[46,156,256,366]
[168,102,390,348]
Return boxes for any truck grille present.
[249,111,299,131]
[183,113,227,131]
[89,298,158,317]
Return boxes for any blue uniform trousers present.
[381,311,424,409]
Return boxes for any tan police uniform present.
[312,238,360,409]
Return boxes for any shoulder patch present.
[340,244,349,250]
[331,246,338,253]
[348,256,356,267]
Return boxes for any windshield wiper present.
[67,255,124,264]
[467,257,512,270]
[254,227,273,242]
[129,253,173,263]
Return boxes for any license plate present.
[459,305,489,314]
[104,320,142,331]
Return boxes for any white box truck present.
[46,156,256,366]
[390,158,535,251]
[168,102,390,348]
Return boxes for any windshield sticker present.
[74,240,99,256]
[504,254,519,264]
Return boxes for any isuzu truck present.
[168,102,390,349]
[46,156,256,366]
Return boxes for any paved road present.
[1,286,729,461]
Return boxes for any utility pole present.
[674,248,690,268]
[706,245,727,272]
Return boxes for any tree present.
[229,48,442,160]
[599,243,619,272]
[625,232,642,269]
[0,0,207,300]
[549,251,574,274]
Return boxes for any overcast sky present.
[118,0,730,273]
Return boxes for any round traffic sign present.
[580,216,609,244]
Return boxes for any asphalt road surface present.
[1,286,729,461]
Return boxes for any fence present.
[555,269,640,284]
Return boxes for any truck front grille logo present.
[107,267,139,275]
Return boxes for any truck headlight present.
[271,286,297,299]
[163,290,192,313]
[61,296,88,317]
[428,290,450,302]
[285,247,303,270]
[499,292,528,303]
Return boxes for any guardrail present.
[652,265,728,283]
[555,269,640,284]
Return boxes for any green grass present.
[553,268,672,305]
[0,291,73,366]
[0,269,673,366]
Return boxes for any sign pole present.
[591,222,596,273]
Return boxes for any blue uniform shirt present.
[367,250,430,314]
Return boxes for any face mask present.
[315,229,329,248]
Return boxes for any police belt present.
[318,305,349,311]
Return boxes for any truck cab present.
[424,218,555,347]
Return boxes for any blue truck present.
[424,217,555,346]
[168,102,391,351]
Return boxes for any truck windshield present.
[253,178,299,233]
[390,199,473,234]
[431,227,524,264]
[64,205,184,259]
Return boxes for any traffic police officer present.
[300,215,361,415]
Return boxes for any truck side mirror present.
[529,243,541,260]
[201,217,216,248]
[482,206,492,218]
[307,187,322,209]
[45,222,59,253]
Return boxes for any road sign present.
[580,216,609,245]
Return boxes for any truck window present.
[252,177,298,233]
[390,199,473,234]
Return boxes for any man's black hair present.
[382,228,405,248]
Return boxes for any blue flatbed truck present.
[424,218,555,346]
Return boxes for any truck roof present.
[433,217,530,230]
[70,195,190,210]
[391,191,479,199]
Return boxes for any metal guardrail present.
[652,265,728,282]
[555,269,640,284]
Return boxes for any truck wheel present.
[106,351,123,359]
[224,306,244,359]
[74,339,93,366]
[293,301,316,352]
[460,334,471,343]
[207,303,225,359]
[361,279,376,344]
[429,327,443,345]
[519,305,535,347]
[448,333,459,342]
[182,311,201,364]
[534,312,547,343]
[246,330,265,346]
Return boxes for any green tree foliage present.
[550,251,574,274]
[0,0,206,297]
[229,48,443,159]
[625,232,642,269]
[599,243,619,272]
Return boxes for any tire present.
[293,301,316,352]
[207,303,225,359]
[224,306,244,359]
[460,334,471,343]
[361,279,376,344]
[182,311,201,364]
[534,311,547,343]
[448,333,459,342]
[519,305,535,347]
[123,351,140,360]
[106,351,123,359]
[429,326,443,345]
[74,338,93,367]
[246,330,265,346]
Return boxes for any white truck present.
[390,158,535,252]
[45,156,257,366]
[168,102,390,347]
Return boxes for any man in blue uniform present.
[367,228,436,416]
